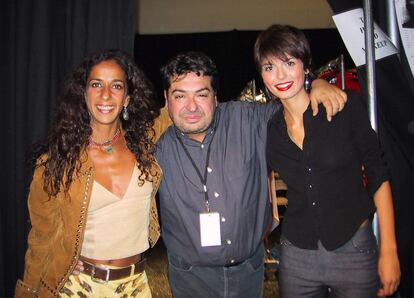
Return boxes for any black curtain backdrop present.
[1,1,134,296]
[3,1,413,297]
[327,1,414,297]
[135,29,351,104]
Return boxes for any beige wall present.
[136,0,335,34]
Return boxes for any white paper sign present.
[395,0,414,77]
[332,8,398,66]
[200,212,222,247]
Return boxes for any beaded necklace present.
[88,128,122,154]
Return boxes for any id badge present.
[199,212,222,247]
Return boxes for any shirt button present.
[226,239,232,245]
[230,259,235,264]
[207,167,212,173]
[221,217,226,222]
[309,184,313,189]
[214,192,220,198]
[308,168,312,172]
[312,202,316,206]
[201,144,205,149]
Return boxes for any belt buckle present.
[91,265,110,284]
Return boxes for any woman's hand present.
[72,260,84,276]
[373,181,401,297]
[377,251,400,297]
[309,79,347,121]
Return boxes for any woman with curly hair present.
[15,49,171,297]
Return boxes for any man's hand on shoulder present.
[309,79,347,121]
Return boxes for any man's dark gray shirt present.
[155,101,280,266]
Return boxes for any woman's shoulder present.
[318,90,365,116]
[36,153,48,164]
[347,90,366,107]
[32,154,48,175]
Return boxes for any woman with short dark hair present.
[256,24,400,297]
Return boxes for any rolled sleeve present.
[350,92,389,197]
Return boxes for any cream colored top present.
[81,165,152,259]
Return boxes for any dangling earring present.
[304,70,311,92]
[122,106,129,121]
[264,86,276,102]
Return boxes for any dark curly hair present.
[33,49,159,197]
[160,51,219,95]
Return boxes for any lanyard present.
[177,130,216,212]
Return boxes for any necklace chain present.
[88,128,122,154]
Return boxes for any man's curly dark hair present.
[33,49,160,197]
[160,51,219,95]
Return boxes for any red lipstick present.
[275,82,293,91]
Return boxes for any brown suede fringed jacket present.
[15,108,171,297]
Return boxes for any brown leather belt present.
[82,256,146,283]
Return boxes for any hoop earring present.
[304,71,311,92]
[122,106,129,121]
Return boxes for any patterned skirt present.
[59,270,151,298]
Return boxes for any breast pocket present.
[223,157,261,209]
[226,155,254,182]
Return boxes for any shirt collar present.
[270,102,314,126]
